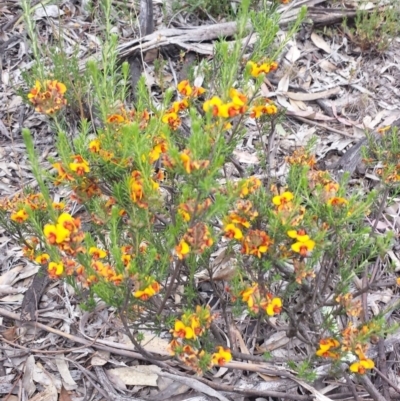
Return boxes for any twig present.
[358,374,387,401]
[374,366,400,396]
[288,114,356,138]
[378,337,391,400]
[342,367,362,401]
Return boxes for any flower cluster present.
[133,276,161,301]
[247,60,278,78]
[240,283,282,316]
[176,222,214,260]
[316,321,378,374]
[28,80,67,114]
[316,338,340,359]
[169,306,226,374]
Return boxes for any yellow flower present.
[291,239,315,256]
[327,197,348,206]
[162,112,181,130]
[177,80,192,96]
[349,359,374,374]
[203,96,223,117]
[89,139,101,153]
[48,261,64,278]
[10,209,29,223]
[172,320,195,339]
[287,229,310,242]
[35,253,50,264]
[44,223,70,244]
[224,223,243,240]
[176,240,190,260]
[212,346,232,366]
[272,191,294,206]
[265,297,282,316]
[89,247,107,259]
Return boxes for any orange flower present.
[212,346,232,366]
[287,229,310,242]
[134,281,160,300]
[106,114,126,124]
[239,177,262,197]
[169,99,189,113]
[247,60,278,77]
[316,338,341,359]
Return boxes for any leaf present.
[311,32,331,54]
[0,265,23,286]
[55,357,77,390]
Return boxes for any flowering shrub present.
[1,0,397,383]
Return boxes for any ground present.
[1,0,400,400]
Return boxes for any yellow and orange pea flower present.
[177,80,206,97]
[224,223,243,240]
[239,176,262,198]
[28,80,67,114]
[48,261,64,279]
[44,222,70,244]
[176,239,190,260]
[261,294,283,316]
[134,281,160,301]
[247,60,278,78]
[250,102,278,118]
[172,320,195,340]
[10,209,29,223]
[89,247,107,259]
[106,114,127,124]
[43,212,80,245]
[349,358,374,374]
[212,346,232,366]
[316,338,340,359]
[89,139,101,153]
[162,111,181,130]
[35,253,50,264]
[69,155,90,176]
[327,197,348,206]
[272,191,294,206]
[241,229,272,258]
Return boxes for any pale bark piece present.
[55,358,77,390]
[107,365,161,386]
[91,350,110,366]
[310,32,331,54]
[22,355,36,397]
